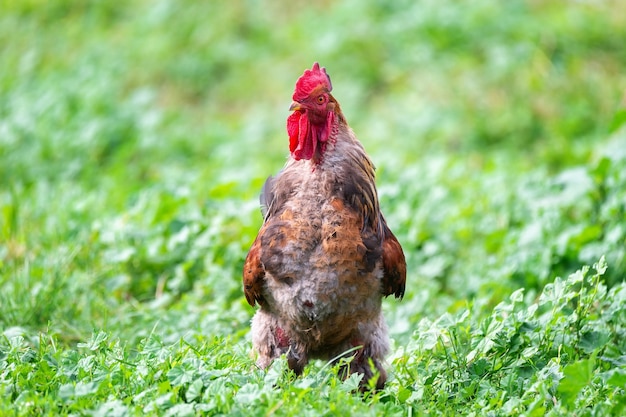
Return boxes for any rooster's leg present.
[251,310,287,369]
[333,314,390,390]
[339,347,387,391]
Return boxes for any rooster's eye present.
[317,95,325,104]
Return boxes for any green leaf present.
[580,330,611,354]
[557,358,594,406]
[340,372,363,392]
[77,331,108,351]
[606,369,626,387]
[74,381,99,397]
[164,403,195,417]
[58,384,75,400]
[235,383,262,405]
[185,378,204,402]
[167,365,194,386]
[609,109,626,133]
[594,255,608,276]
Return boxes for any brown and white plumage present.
[243,63,406,389]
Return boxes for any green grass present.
[1,0,626,415]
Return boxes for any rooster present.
[243,62,406,389]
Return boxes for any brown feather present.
[243,231,266,307]
[381,219,406,299]
[259,175,275,220]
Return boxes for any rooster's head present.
[287,62,341,162]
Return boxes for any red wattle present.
[298,113,316,160]
[287,111,316,161]
[286,110,335,161]
[287,111,300,154]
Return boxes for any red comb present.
[292,62,333,102]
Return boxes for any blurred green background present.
[1,0,625,344]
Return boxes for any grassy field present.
[1,0,626,415]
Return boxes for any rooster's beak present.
[289,101,301,112]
